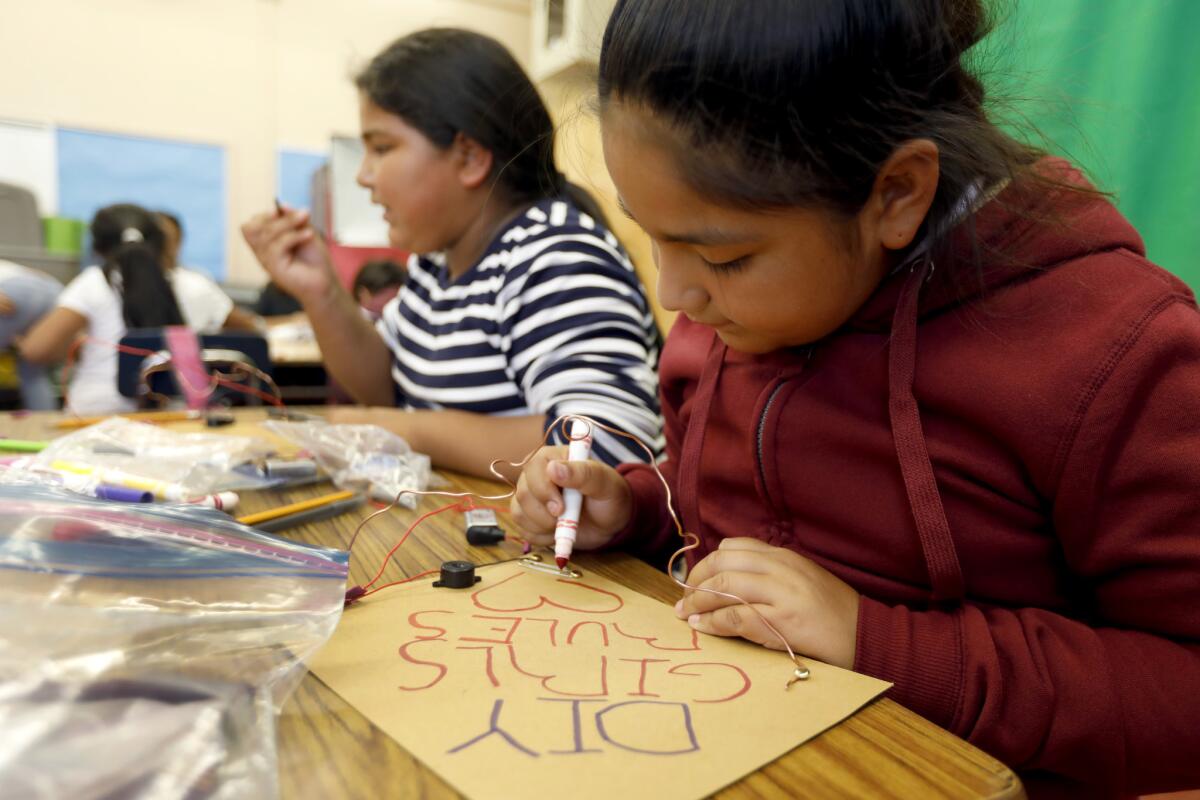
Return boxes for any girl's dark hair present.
[598,0,1052,257]
[91,203,185,328]
[353,258,407,296]
[356,28,610,226]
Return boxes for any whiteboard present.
[330,135,388,247]
[0,119,57,215]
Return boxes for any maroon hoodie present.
[612,162,1200,797]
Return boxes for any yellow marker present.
[49,460,190,501]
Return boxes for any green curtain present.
[977,0,1200,284]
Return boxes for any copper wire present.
[350,413,810,687]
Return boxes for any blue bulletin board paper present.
[56,128,227,280]
[277,149,327,213]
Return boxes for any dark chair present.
[117,329,274,407]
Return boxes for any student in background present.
[21,204,185,414]
[510,0,1200,795]
[352,258,405,321]
[157,211,263,332]
[0,260,61,409]
[253,280,303,318]
[242,28,662,479]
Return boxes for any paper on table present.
[308,561,891,800]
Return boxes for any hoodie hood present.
[867,158,1147,601]
[847,158,1147,333]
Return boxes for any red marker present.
[553,418,593,569]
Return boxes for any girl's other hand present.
[511,445,633,551]
[240,206,333,304]
[676,537,861,670]
[0,291,13,316]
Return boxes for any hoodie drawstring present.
[676,332,727,553]
[888,261,966,602]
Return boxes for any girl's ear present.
[861,139,940,252]
[452,132,495,189]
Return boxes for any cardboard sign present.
[308,561,890,800]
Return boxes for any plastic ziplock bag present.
[263,420,437,509]
[0,484,348,800]
[30,417,277,495]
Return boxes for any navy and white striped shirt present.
[376,198,663,465]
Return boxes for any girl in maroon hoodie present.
[511,0,1200,796]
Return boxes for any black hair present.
[91,203,185,328]
[598,0,1065,261]
[157,211,183,241]
[353,258,407,296]
[356,28,611,226]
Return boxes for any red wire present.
[347,499,517,602]
[361,501,465,591]
[361,567,440,598]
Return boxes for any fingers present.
[677,561,776,616]
[683,546,776,598]
[263,229,315,271]
[716,537,779,553]
[684,602,790,650]
[546,458,621,500]
[510,446,568,543]
[241,208,312,261]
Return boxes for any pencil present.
[254,493,364,533]
[55,410,201,430]
[236,489,357,526]
[0,439,49,452]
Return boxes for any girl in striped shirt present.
[243,28,661,477]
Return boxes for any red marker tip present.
[555,556,568,569]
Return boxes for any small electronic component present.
[464,508,505,546]
[432,560,481,589]
[204,410,235,427]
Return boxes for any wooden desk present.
[264,317,329,403]
[266,316,323,367]
[1,409,1024,800]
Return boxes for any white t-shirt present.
[170,267,233,334]
[55,266,235,414]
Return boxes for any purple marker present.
[95,484,153,503]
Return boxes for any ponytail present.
[90,204,185,328]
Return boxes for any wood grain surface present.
[1,408,1024,800]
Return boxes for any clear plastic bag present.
[0,484,347,800]
[29,417,276,495]
[263,420,437,509]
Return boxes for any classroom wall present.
[0,0,530,286]
[981,0,1200,288]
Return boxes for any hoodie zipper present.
[755,349,814,511]
[755,381,788,511]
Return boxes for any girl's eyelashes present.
[370,143,394,155]
[701,255,750,273]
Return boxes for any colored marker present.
[0,439,49,452]
[554,418,593,569]
[185,491,240,512]
[50,460,192,502]
[95,484,154,503]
